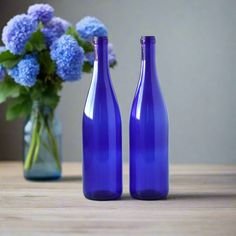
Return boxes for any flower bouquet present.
[0,4,117,180]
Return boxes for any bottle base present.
[131,189,168,200]
[84,190,122,201]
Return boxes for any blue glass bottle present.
[82,36,122,200]
[130,36,169,200]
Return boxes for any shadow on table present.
[168,192,236,201]
[121,192,236,201]
[121,193,133,201]
[60,175,82,182]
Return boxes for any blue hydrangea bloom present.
[107,43,116,65]
[50,35,84,81]
[0,46,6,81]
[0,46,6,53]
[42,17,71,46]
[0,66,5,81]
[8,54,39,87]
[76,16,108,42]
[85,43,116,66]
[2,14,38,55]
[28,3,54,24]
[84,52,95,65]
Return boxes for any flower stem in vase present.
[44,114,61,171]
[24,114,41,170]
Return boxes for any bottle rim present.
[93,36,108,44]
[140,36,156,44]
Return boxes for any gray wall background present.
[0,0,235,164]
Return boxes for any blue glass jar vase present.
[24,101,62,180]
[130,36,169,200]
[82,36,122,200]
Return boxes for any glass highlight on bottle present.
[82,36,122,200]
[130,36,169,200]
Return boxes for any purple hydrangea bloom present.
[76,16,108,42]
[85,43,116,66]
[8,54,39,87]
[50,35,84,81]
[2,14,38,55]
[28,3,54,24]
[42,17,71,46]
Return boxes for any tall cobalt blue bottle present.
[83,36,122,200]
[130,36,169,200]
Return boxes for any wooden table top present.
[0,162,236,235]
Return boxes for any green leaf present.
[0,50,19,61]
[25,43,33,52]
[38,51,55,75]
[26,30,46,52]
[1,58,22,68]
[41,93,60,108]
[0,50,22,69]
[0,77,20,103]
[41,83,60,109]
[66,27,79,40]
[77,37,94,53]
[29,79,61,110]
[66,27,94,53]
[83,61,93,73]
[6,96,32,121]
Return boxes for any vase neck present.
[31,101,53,117]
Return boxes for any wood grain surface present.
[0,162,236,235]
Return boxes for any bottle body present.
[130,36,168,200]
[83,37,122,200]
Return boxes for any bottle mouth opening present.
[140,36,156,44]
[93,36,108,44]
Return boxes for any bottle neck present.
[93,39,109,76]
[141,41,157,75]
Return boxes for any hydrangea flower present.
[27,3,54,24]
[107,43,116,65]
[0,46,6,53]
[0,46,6,80]
[76,16,108,42]
[8,54,39,87]
[85,43,116,66]
[84,52,95,65]
[2,14,38,55]
[0,66,5,81]
[50,35,84,81]
[42,17,71,46]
